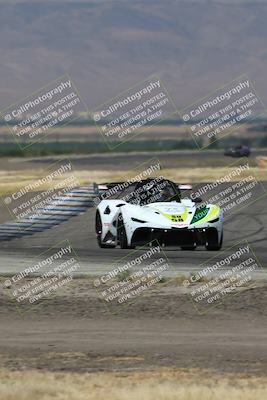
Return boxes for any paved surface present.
[3,149,267,171]
[0,182,266,277]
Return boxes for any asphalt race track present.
[0,181,266,278]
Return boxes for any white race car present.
[95,178,223,250]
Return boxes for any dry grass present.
[163,167,267,183]
[0,169,117,195]
[0,123,188,142]
[0,166,266,195]
[0,367,267,400]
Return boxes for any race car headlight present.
[209,217,219,223]
[131,217,147,223]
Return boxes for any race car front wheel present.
[205,231,223,251]
[117,214,135,249]
[95,211,116,249]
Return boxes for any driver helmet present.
[158,187,172,201]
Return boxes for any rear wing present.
[177,184,193,190]
[99,182,192,191]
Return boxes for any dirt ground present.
[0,278,267,375]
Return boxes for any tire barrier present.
[0,183,99,241]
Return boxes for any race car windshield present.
[116,179,180,205]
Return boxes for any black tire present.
[95,211,116,249]
[117,214,135,249]
[206,231,223,251]
[181,245,197,250]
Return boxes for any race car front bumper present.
[131,227,219,247]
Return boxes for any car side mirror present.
[193,197,202,203]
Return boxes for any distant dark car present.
[224,145,250,157]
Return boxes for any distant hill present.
[0,0,267,113]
